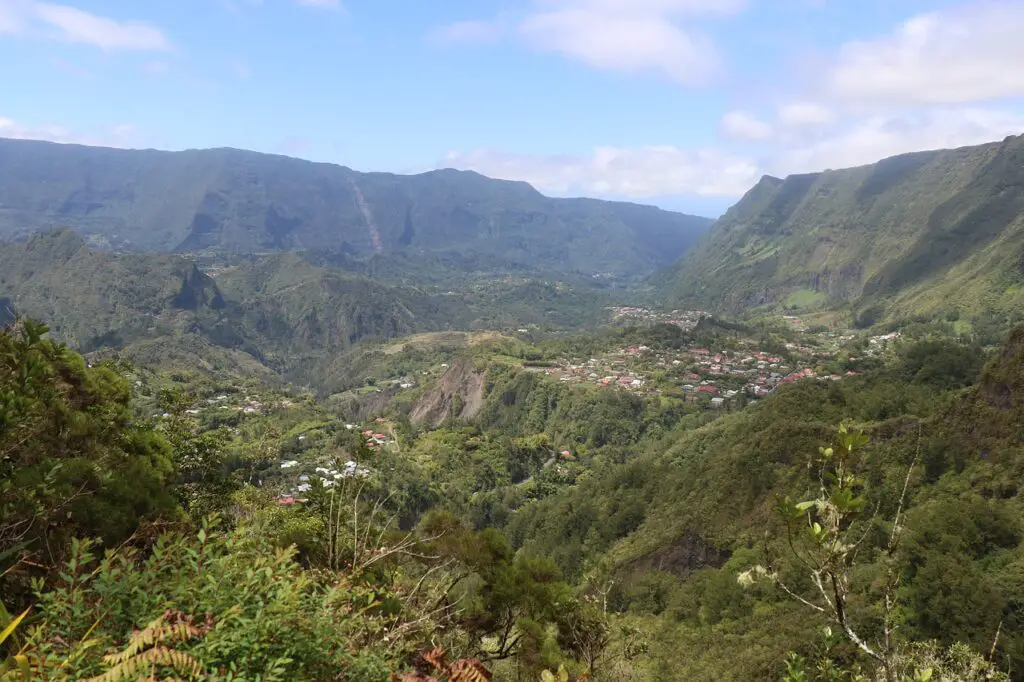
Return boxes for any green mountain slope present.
[660,134,1024,324]
[0,230,611,388]
[0,137,711,278]
[0,231,460,382]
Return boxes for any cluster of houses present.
[202,394,267,415]
[274,418,399,505]
[868,331,902,346]
[276,460,373,504]
[160,391,301,422]
[535,332,865,410]
[361,429,393,448]
[537,352,649,391]
[344,417,396,449]
[606,307,711,331]
[686,346,860,405]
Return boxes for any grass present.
[784,289,827,310]
[380,331,514,355]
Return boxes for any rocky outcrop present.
[624,532,731,579]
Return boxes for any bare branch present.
[889,427,921,554]
[410,558,457,600]
[774,577,826,614]
[989,620,1003,662]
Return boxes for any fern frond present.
[447,658,492,682]
[422,647,446,672]
[85,612,205,682]
[103,621,200,666]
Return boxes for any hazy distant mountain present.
[659,135,1024,325]
[0,138,712,278]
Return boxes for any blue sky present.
[1,0,1023,216]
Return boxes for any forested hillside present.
[3,311,1019,680]
[0,138,711,278]
[661,134,1024,326]
[0,230,610,390]
[488,333,1020,678]
[7,0,1024,676]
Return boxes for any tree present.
[739,423,1006,681]
[156,388,237,519]
[0,319,176,601]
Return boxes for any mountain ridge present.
[659,134,1024,324]
[0,137,712,278]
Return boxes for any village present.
[529,324,904,410]
[606,306,711,331]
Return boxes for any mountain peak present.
[25,228,87,261]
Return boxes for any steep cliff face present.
[660,135,1024,323]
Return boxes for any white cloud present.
[0,0,170,50]
[433,0,745,85]
[702,2,1024,187]
[442,146,759,197]
[777,102,834,128]
[433,2,1024,203]
[428,19,504,45]
[293,0,341,8]
[827,1,1024,107]
[0,117,147,148]
[776,107,1024,175]
[520,9,718,84]
[442,105,1024,201]
[720,110,773,141]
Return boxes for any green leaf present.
[14,654,31,680]
[0,607,29,646]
